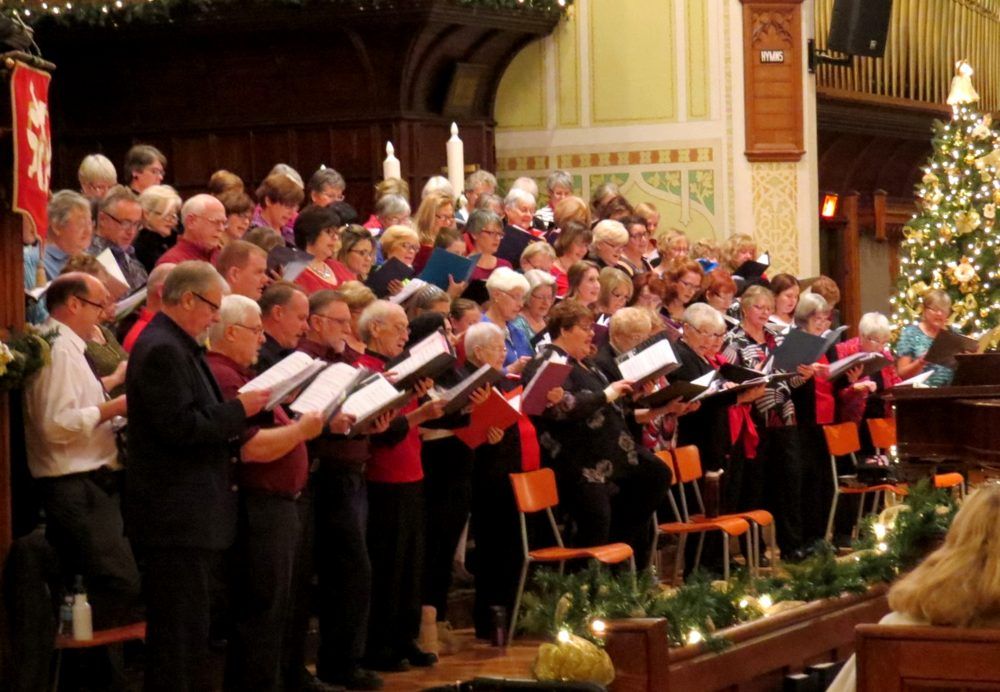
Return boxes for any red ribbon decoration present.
[11,62,52,239]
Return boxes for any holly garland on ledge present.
[518,482,958,653]
[0,328,54,391]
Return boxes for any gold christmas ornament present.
[954,210,981,235]
[982,170,993,183]
[922,172,939,185]
[972,114,994,140]
[950,258,978,285]
[533,632,615,685]
[939,224,954,241]
[985,203,996,220]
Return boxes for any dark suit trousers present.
[365,480,424,659]
[314,466,371,680]
[422,438,473,620]
[37,472,141,629]
[143,547,226,692]
[224,492,301,692]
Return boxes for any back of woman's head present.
[889,485,1000,626]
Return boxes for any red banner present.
[11,62,52,239]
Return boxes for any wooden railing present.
[815,0,1000,111]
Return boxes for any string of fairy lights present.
[0,0,570,24]
[890,102,1000,334]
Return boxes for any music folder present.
[923,329,980,369]
[435,364,504,415]
[520,354,574,416]
[634,379,710,408]
[240,351,329,411]
[366,258,415,298]
[340,373,413,435]
[826,351,890,379]
[454,386,521,449]
[384,329,456,390]
[771,325,848,372]
[614,333,679,385]
[418,248,478,290]
[287,361,369,421]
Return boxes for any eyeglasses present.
[144,166,165,176]
[630,231,650,240]
[479,229,505,239]
[233,323,265,336]
[74,294,108,310]
[686,323,725,339]
[400,242,420,253]
[382,320,410,335]
[600,240,625,251]
[313,313,352,328]
[153,210,179,222]
[194,214,227,228]
[102,210,142,230]
[678,279,701,291]
[191,292,221,312]
[435,213,456,223]
[529,291,555,303]
[499,290,525,304]
[349,248,374,259]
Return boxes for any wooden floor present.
[377,629,540,692]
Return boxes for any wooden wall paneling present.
[740,0,805,162]
[250,130,294,187]
[839,192,861,338]
[213,131,254,189]
[170,134,219,191]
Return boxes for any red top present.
[551,263,569,298]
[814,354,835,425]
[469,257,512,282]
[294,266,339,294]
[354,350,422,484]
[123,308,155,353]
[413,244,434,274]
[206,351,309,496]
[156,236,215,266]
[329,258,357,284]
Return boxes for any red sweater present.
[355,351,423,484]
[206,351,309,496]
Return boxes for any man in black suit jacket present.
[126,260,269,692]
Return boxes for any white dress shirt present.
[23,318,119,478]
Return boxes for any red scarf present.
[708,352,760,459]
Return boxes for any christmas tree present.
[891,61,1000,335]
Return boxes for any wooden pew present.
[856,623,1000,691]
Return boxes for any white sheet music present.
[340,374,402,420]
[95,248,130,289]
[240,352,327,410]
[616,339,677,383]
[390,279,428,305]
[390,331,451,381]
[115,287,148,320]
[289,362,363,416]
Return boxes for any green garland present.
[0,328,55,391]
[6,0,572,27]
[518,481,958,651]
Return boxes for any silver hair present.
[357,300,405,342]
[682,302,726,333]
[269,163,304,189]
[421,175,455,200]
[510,177,539,200]
[161,260,229,306]
[464,321,504,361]
[859,311,892,340]
[523,268,556,294]
[486,266,530,295]
[610,306,653,345]
[308,166,345,192]
[465,210,503,236]
[78,154,117,184]
[504,186,535,209]
[374,194,411,218]
[180,193,220,224]
[48,190,92,230]
[793,292,830,328]
[592,219,629,246]
[138,184,182,216]
[546,169,574,193]
[208,294,261,344]
[465,170,497,192]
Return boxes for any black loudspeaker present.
[827,0,893,58]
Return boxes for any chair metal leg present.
[51,648,62,692]
[508,559,531,644]
[851,491,867,540]
[694,532,706,570]
[826,489,841,543]
[673,534,687,585]
[649,516,660,577]
[722,534,730,581]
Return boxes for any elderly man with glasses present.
[156,194,228,266]
[88,185,148,291]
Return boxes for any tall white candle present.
[446,122,465,196]
[383,141,401,181]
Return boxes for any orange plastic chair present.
[670,445,776,575]
[53,621,146,691]
[507,468,635,642]
[866,417,965,499]
[824,422,905,542]
[651,450,753,584]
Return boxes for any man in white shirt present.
[24,272,140,628]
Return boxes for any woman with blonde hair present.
[828,485,1000,691]
[134,184,182,271]
[896,288,957,386]
[413,191,456,272]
